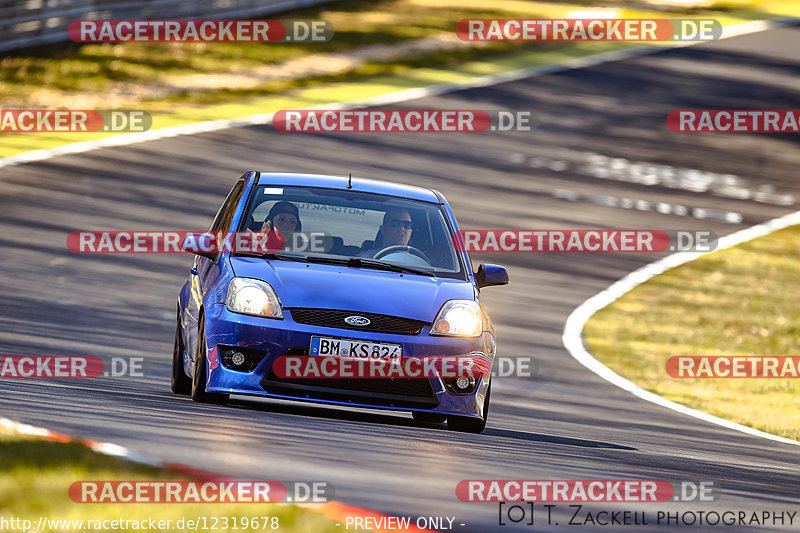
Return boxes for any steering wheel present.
[372,245,431,264]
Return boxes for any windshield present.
[235,185,466,280]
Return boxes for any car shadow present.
[224,395,422,427]
[224,395,636,449]
[483,428,636,450]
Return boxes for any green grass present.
[3,0,797,109]
[584,225,800,441]
[0,430,346,533]
[0,0,538,104]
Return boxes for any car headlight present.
[225,278,283,319]
[431,300,482,337]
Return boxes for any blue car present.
[172,172,508,432]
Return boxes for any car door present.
[185,180,245,358]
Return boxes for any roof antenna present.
[346,173,352,189]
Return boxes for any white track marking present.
[511,150,795,207]
[563,209,800,446]
[552,188,744,223]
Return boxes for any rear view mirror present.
[475,264,508,288]
[183,232,217,260]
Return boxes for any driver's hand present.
[245,220,272,239]
[245,220,281,252]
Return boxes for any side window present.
[209,181,244,233]
[206,181,244,262]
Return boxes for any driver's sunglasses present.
[390,219,413,230]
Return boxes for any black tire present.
[191,317,229,404]
[171,313,192,395]
[412,412,447,424]
[448,383,491,433]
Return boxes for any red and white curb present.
[562,209,800,447]
[0,417,434,533]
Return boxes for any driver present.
[359,207,413,257]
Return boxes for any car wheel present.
[448,383,491,433]
[171,312,192,395]
[191,317,229,404]
[412,412,447,424]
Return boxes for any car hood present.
[229,256,475,321]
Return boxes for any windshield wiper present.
[235,251,434,276]
[307,255,434,277]
[232,250,308,262]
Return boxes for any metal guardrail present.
[0,0,333,53]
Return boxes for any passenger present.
[256,201,301,251]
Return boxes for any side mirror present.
[475,264,508,289]
[183,232,217,260]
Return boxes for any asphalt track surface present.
[1,25,800,533]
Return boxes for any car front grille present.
[261,349,439,409]
[288,308,426,335]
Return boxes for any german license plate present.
[310,336,402,360]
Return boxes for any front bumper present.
[202,303,495,417]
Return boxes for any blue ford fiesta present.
[172,172,508,432]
